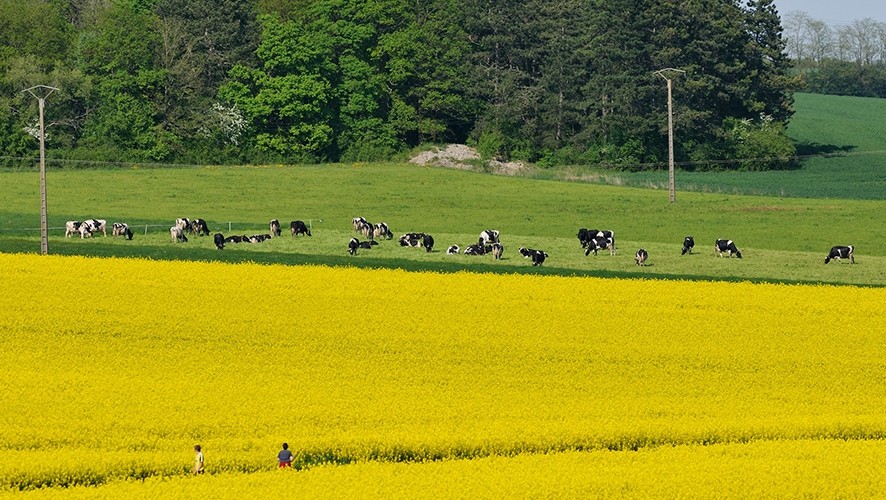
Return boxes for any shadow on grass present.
[795,142,855,157]
[3,237,880,289]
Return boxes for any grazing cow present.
[399,233,425,247]
[191,218,210,236]
[269,219,282,237]
[479,229,500,245]
[519,247,548,266]
[373,222,393,240]
[78,223,92,238]
[214,233,225,250]
[577,228,614,249]
[635,248,649,266]
[290,220,312,237]
[112,222,133,240]
[682,236,695,255]
[446,245,460,255]
[170,226,188,243]
[82,219,107,237]
[715,239,742,258]
[348,237,359,255]
[175,218,190,232]
[224,235,243,244]
[353,217,367,232]
[584,236,615,256]
[65,221,82,238]
[491,242,504,260]
[423,234,434,252]
[824,245,854,264]
[464,243,487,256]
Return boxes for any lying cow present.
[170,226,188,243]
[191,218,210,236]
[446,245,460,255]
[824,245,854,264]
[269,219,282,237]
[290,220,312,237]
[224,235,244,244]
[65,221,82,238]
[682,236,695,255]
[715,239,742,258]
[635,248,649,266]
[373,222,393,240]
[399,232,425,248]
[479,229,500,245]
[214,233,225,250]
[359,240,378,249]
[464,243,489,256]
[249,234,271,243]
[112,222,133,240]
[519,247,548,266]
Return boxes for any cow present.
[824,245,854,264]
[446,245,460,255]
[290,220,312,237]
[373,222,393,240]
[491,242,504,260]
[170,226,188,243]
[577,229,615,253]
[78,223,92,238]
[715,239,742,258]
[519,247,548,266]
[249,234,271,243]
[358,240,378,249]
[359,220,374,240]
[479,229,500,245]
[584,236,615,256]
[214,233,225,250]
[464,243,487,256]
[112,222,133,240]
[269,219,282,237]
[682,236,695,255]
[399,233,425,247]
[352,217,367,232]
[423,234,434,252]
[82,219,107,237]
[191,218,210,236]
[175,218,190,232]
[64,221,82,238]
[348,237,359,255]
[635,248,649,266]
[224,235,243,244]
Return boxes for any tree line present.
[783,11,886,97]
[0,0,797,170]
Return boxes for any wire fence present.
[0,219,324,236]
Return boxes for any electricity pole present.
[654,69,684,204]
[23,85,59,255]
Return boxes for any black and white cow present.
[479,229,500,245]
[348,237,359,255]
[290,220,312,237]
[577,228,613,248]
[824,245,854,264]
[269,219,282,237]
[65,221,82,238]
[423,234,434,252]
[682,236,695,255]
[224,235,243,244]
[82,219,107,237]
[715,239,742,258]
[519,247,548,266]
[491,242,504,260]
[191,218,210,236]
[635,248,649,266]
[584,236,615,256]
[358,240,378,249]
[112,222,133,240]
[399,232,425,247]
[214,233,225,250]
[175,218,190,232]
[249,234,271,243]
[170,226,188,243]
[464,243,487,256]
[373,222,393,240]
[446,245,460,255]
[353,217,367,232]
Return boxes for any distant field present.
[540,93,886,199]
[0,164,883,286]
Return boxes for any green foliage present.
[724,115,797,170]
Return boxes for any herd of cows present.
[61,216,857,266]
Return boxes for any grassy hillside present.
[0,164,883,286]
[539,93,886,199]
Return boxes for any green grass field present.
[0,163,883,286]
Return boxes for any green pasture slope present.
[546,93,886,200]
[0,163,883,286]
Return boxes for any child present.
[194,445,205,474]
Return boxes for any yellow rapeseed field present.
[0,253,883,495]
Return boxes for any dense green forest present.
[0,0,797,169]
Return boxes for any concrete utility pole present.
[23,85,59,255]
[653,68,684,204]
